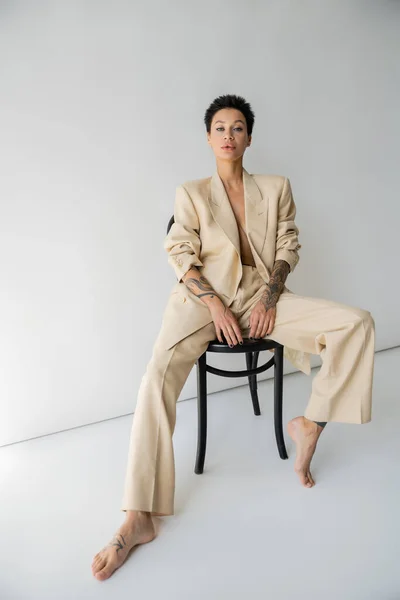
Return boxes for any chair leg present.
[195,352,207,474]
[274,345,288,459]
[246,351,261,415]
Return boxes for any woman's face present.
[207,108,251,161]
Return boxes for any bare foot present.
[287,416,324,488]
[91,511,156,581]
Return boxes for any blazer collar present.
[208,167,268,258]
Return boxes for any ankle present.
[125,510,151,522]
[300,417,323,437]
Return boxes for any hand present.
[248,299,276,339]
[207,298,243,347]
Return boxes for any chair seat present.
[206,337,281,354]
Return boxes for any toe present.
[92,555,102,568]
[96,566,114,581]
[93,557,106,575]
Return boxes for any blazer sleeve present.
[274,177,302,273]
[163,184,204,282]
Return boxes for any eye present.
[216,126,243,132]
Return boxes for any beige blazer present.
[162,167,311,375]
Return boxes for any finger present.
[249,312,261,339]
[266,316,275,335]
[260,317,270,337]
[222,330,230,345]
[231,321,243,344]
[249,317,258,339]
[223,325,235,347]
[263,321,273,337]
[227,323,240,346]
[248,317,254,338]
[216,326,223,344]
[255,317,266,339]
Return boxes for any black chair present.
[166,215,288,475]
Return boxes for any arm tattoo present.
[260,259,290,311]
[185,274,219,299]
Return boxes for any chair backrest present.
[166,215,174,235]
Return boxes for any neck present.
[216,159,244,189]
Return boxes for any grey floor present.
[1,347,399,600]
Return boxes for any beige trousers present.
[121,266,375,516]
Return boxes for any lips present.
[222,145,235,149]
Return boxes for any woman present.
[92,94,375,581]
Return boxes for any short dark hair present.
[204,94,255,136]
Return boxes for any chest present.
[225,188,247,231]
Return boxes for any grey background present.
[0,0,398,445]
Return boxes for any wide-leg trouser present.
[121,266,375,516]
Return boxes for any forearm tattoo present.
[185,274,218,299]
[260,259,290,310]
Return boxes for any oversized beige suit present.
[121,168,375,517]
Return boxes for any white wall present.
[0,0,398,446]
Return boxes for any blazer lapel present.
[208,167,268,259]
